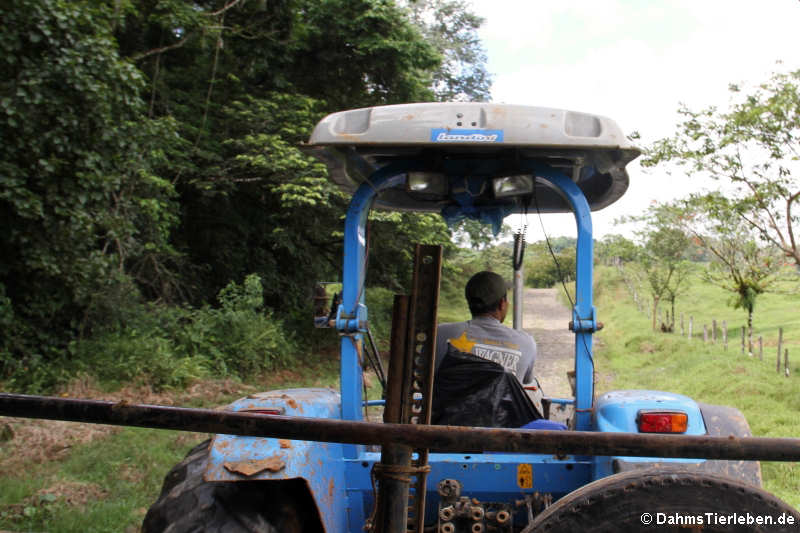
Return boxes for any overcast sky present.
[470,0,800,240]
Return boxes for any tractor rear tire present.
[142,440,322,533]
[530,468,799,533]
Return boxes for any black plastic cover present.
[432,348,541,428]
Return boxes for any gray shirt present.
[435,316,537,384]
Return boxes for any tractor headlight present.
[492,174,534,198]
[407,172,448,196]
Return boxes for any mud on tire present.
[531,468,800,533]
[142,440,323,533]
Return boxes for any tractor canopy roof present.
[304,102,640,215]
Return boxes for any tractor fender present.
[204,388,347,532]
[603,397,762,487]
[592,390,707,479]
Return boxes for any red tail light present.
[637,411,688,433]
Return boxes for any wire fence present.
[615,264,792,378]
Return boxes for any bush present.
[365,287,397,349]
[526,247,576,288]
[66,274,299,391]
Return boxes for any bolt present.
[439,506,455,521]
[441,522,455,533]
[472,523,484,533]
[471,506,485,521]
[496,510,511,524]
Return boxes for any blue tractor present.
[134,103,798,532]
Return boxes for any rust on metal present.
[402,244,442,533]
[3,393,800,461]
[371,294,414,533]
[281,395,299,410]
[224,455,286,476]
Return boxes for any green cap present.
[465,271,512,309]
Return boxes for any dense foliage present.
[0,0,492,390]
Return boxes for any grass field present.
[594,264,800,508]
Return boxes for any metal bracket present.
[336,303,368,333]
[570,306,599,333]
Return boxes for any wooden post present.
[688,316,693,341]
[741,327,746,355]
[681,313,685,336]
[758,336,763,361]
[785,349,790,378]
[703,324,708,343]
[723,321,728,351]
[777,328,784,373]
[712,319,717,343]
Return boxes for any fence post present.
[741,327,746,356]
[712,319,717,343]
[681,313,685,336]
[703,324,708,343]
[723,321,728,351]
[758,336,763,361]
[785,349,790,378]
[777,328,784,373]
[688,316,693,341]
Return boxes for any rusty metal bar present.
[373,294,412,533]
[3,393,800,461]
[403,244,442,533]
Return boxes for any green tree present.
[620,205,692,331]
[675,195,793,352]
[596,234,639,266]
[118,0,452,310]
[525,241,577,288]
[644,68,800,267]
[406,0,493,101]
[0,0,179,375]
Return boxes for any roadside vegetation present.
[0,0,492,395]
[0,245,484,533]
[594,264,800,508]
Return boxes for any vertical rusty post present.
[758,336,763,361]
[777,328,784,373]
[372,245,442,533]
[712,319,717,343]
[374,295,412,533]
[403,244,442,533]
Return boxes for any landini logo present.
[431,128,504,142]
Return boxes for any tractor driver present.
[434,271,537,385]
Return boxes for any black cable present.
[365,327,387,391]
[531,186,575,311]
[530,182,594,365]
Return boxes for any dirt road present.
[522,287,573,399]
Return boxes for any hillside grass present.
[594,265,800,508]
